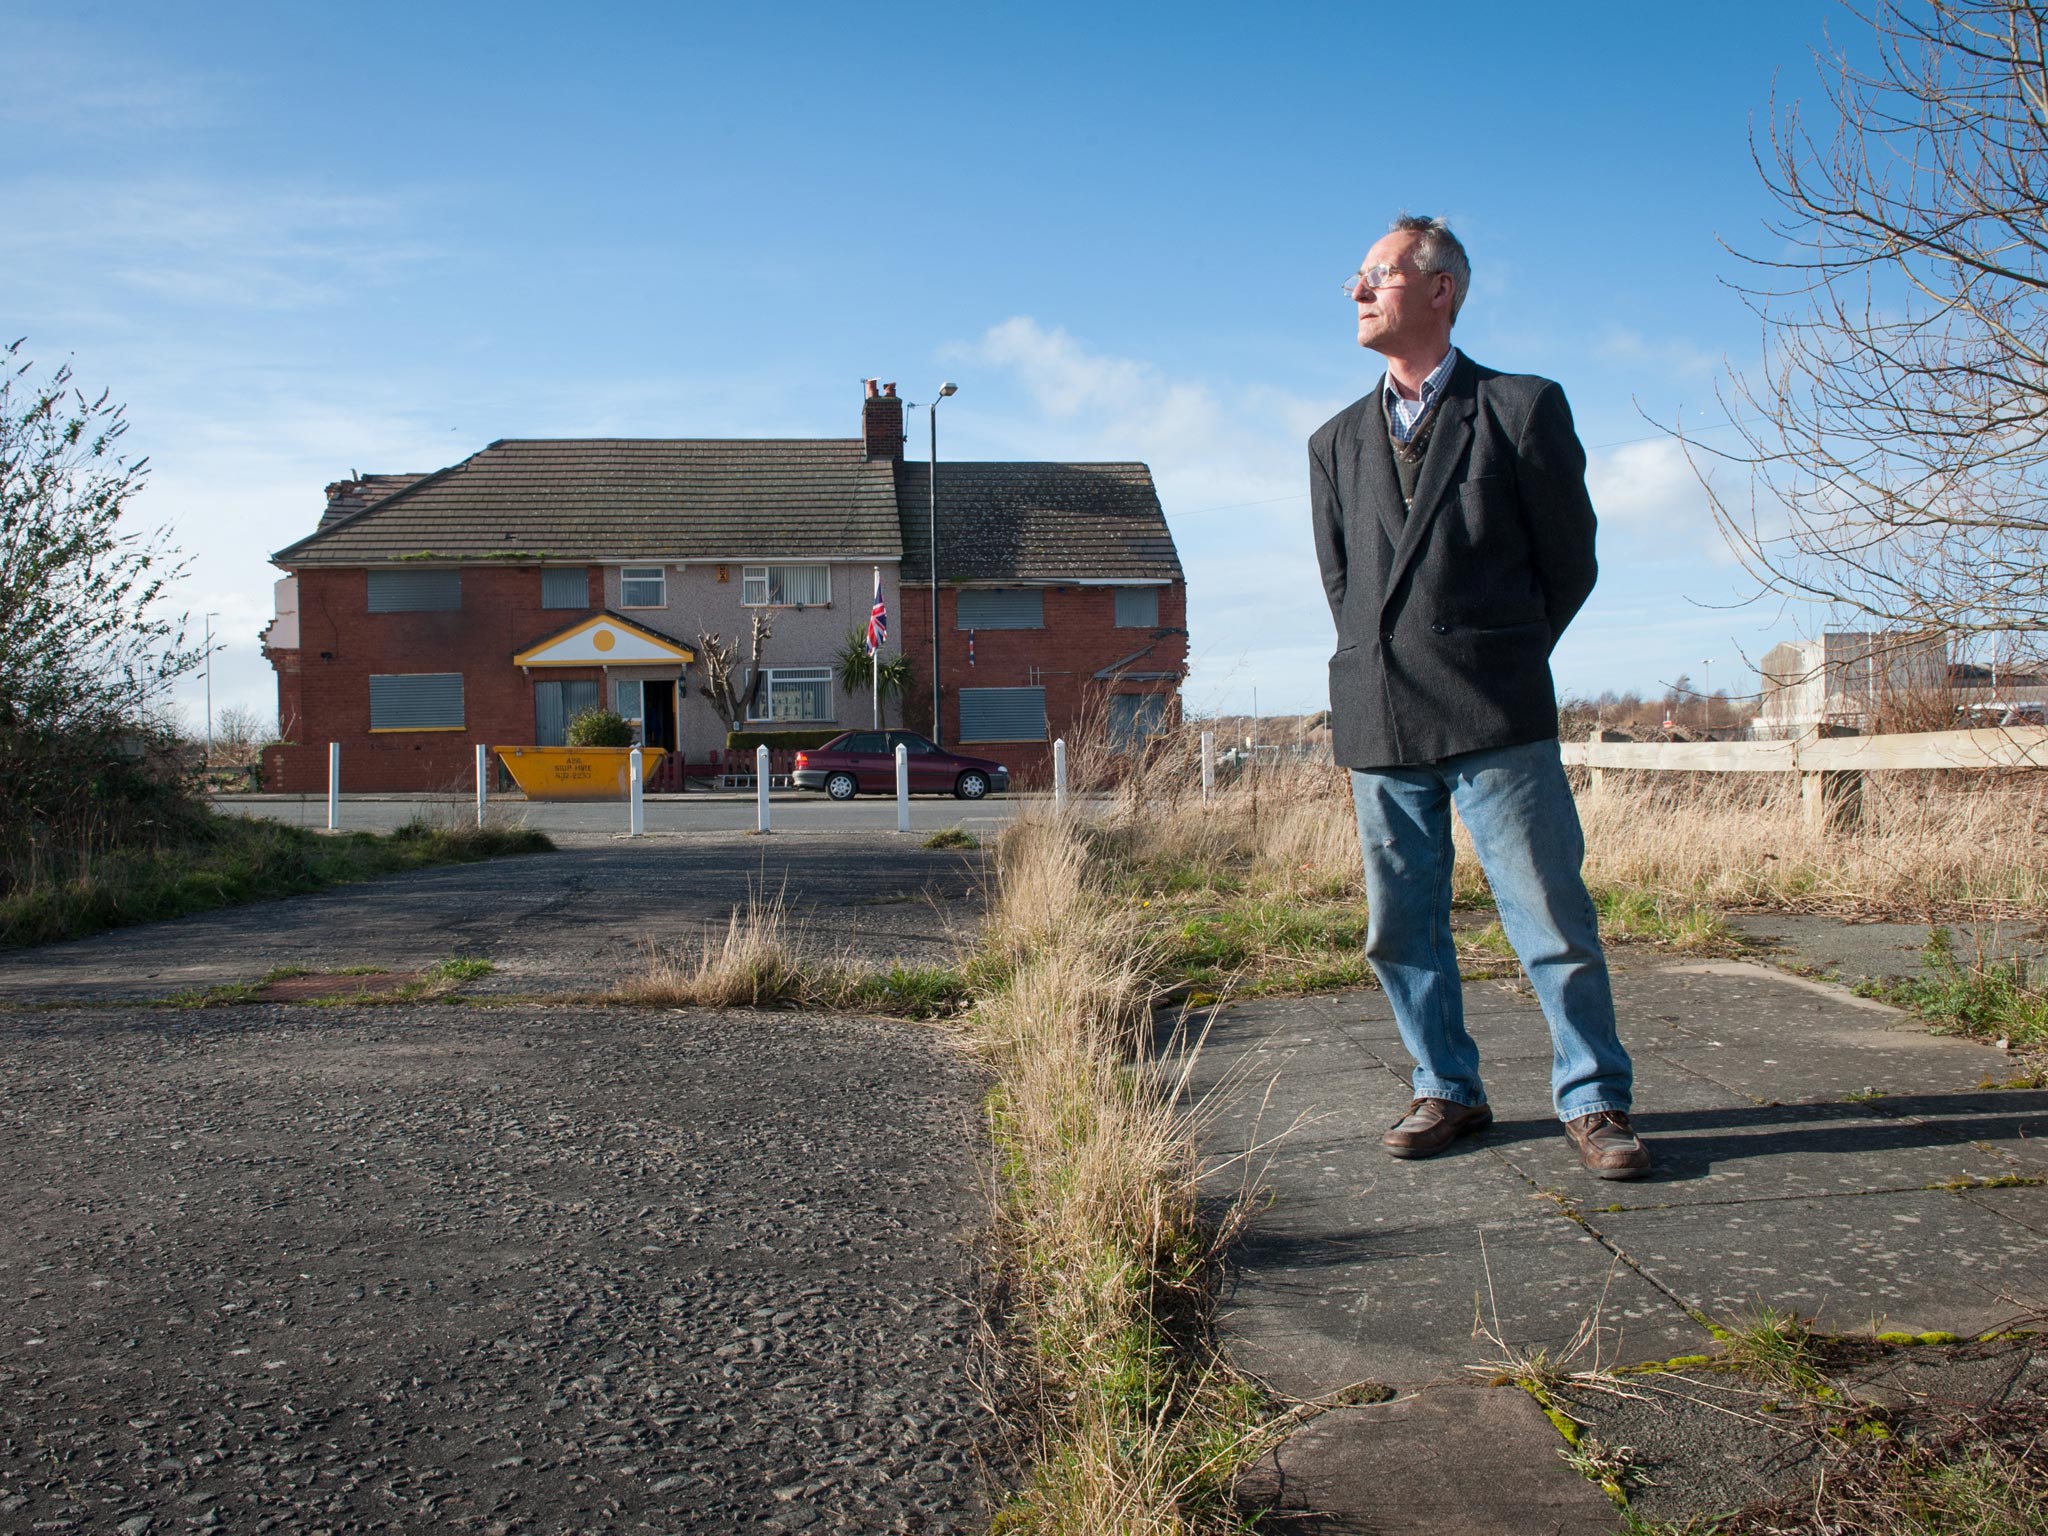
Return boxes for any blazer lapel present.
[1385,356,1478,602]
[1352,397,1407,555]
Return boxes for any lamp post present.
[926,382,957,744]
[204,612,219,768]
[1702,657,1713,733]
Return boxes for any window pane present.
[367,569,460,612]
[542,568,588,609]
[762,667,832,722]
[369,673,464,729]
[614,679,644,719]
[621,567,664,606]
[1114,586,1159,627]
[743,568,768,605]
[535,679,598,745]
[782,565,829,605]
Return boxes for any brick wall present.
[896,582,1186,782]
[262,563,605,792]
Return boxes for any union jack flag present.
[867,568,888,655]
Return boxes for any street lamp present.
[1702,657,1713,732]
[926,382,958,744]
[204,612,220,768]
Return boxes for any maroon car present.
[792,730,1011,800]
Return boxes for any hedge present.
[724,728,844,752]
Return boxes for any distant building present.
[1744,630,2048,737]
[261,383,1186,791]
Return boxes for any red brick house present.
[261,384,1186,791]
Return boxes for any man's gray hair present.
[1391,213,1471,324]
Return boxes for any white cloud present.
[1586,436,1712,526]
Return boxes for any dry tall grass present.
[1102,728,2048,920]
[970,809,1262,1533]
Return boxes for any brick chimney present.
[861,378,904,462]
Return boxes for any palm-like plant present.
[835,629,914,702]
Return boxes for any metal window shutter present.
[367,569,461,612]
[956,588,1043,629]
[369,673,464,729]
[541,569,588,609]
[959,687,1046,742]
[1114,586,1159,627]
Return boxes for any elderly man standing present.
[1308,213,1649,1180]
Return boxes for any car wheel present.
[826,772,858,801]
[954,770,989,801]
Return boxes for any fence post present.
[1200,730,1215,800]
[1585,728,1605,798]
[629,747,644,837]
[475,743,489,828]
[1801,769,1863,835]
[896,742,910,833]
[1053,738,1068,813]
[756,744,771,833]
[327,742,340,831]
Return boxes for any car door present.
[840,732,889,789]
[888,731,948,793]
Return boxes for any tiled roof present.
[278,439,904,565]
[896,462,1181,583]
[318,474,431,529]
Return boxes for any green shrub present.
[566,708,634,748]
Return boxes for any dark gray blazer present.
[1309,354,1597,769]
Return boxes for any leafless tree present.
[694,611,771,735]
[1693,1,2048,666]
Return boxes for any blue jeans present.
[1349,737,1631,1121]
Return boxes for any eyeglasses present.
[1342,262,1410,296]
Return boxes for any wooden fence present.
[1559,726,2048,833]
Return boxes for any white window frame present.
[741,564,831,608]
[620,566,666,608]
[747,666,835,723]
[613,679,646,743]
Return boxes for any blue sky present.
[4,0,1844,725]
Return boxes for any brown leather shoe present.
[1381,1097,1493,1159]
[1565,1111,1651,1180]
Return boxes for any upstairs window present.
[742,564,830,607]
[367,569,460,612]
[620,566,666,607]
[956,588,1044,629]
[542,568,589,609]
[1114,586,1160,628]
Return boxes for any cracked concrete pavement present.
[1198,935,2048,1534]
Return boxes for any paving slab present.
[1198,935,2048,1531]
[1241,1385,1620,1535]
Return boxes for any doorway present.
[642,679,677,752]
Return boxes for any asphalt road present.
[0,835,985,1002]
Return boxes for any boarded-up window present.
[369,673,464,730]
[535,679,600,746]
[959,686,1047,742]
[956,588,1043,629]
[542,568,588,609]
[367,569,460,612]
[1109,692,1169,748]
[1113,586,1159,628]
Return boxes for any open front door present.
[642,678,678,752]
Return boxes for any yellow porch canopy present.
[513,613,695,668]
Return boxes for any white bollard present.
[475,743,489,827]
[1053,737,1068,814]
[756,744,771,833]
[327,742,340,831]
[628,747,644,837]
[1201,730,1215,801]
[895,742,910,833]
